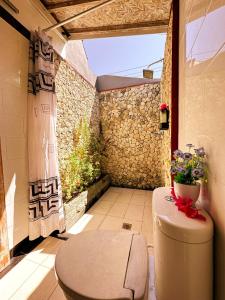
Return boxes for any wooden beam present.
[51,12,71,37]
[68,19,169,34]
[45,0,99,10]
[44,0,117,32]
[69,24,168,39]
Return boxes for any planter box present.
[64,175,111,230]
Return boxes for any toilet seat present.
[55,230,148,300]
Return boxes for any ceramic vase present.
[174,181,200,204]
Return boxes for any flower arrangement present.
[170,144,207,185]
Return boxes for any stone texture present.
[55,59,99,170]
[64,175,111,229]
[55,56,165,190]
[160,11,173,186]
[99,83,163,189]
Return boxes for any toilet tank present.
[152,187,213,300]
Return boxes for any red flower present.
[160,103,169,111]
[170,188,206,221]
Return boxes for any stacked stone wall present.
[55,59,99,169]
[99,83,163,189]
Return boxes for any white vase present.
[173,181,200,204]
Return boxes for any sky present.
[83,33,166,79]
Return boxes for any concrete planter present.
[64,175,111,230]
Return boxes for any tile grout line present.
[8,262,40,299]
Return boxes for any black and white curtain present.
[28,29,64,240]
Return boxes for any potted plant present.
[170,144,207,204]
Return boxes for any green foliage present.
[60,118,101,201]
[174,167,193,184]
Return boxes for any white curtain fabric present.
[28,30,64,240]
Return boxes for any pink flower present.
[160,103,169,110]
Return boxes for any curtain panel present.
[28,30,64,240]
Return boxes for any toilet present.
[55,230,149,300]
[152,187,213,300]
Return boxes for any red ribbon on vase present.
[171,188,206,221]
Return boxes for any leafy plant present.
[60,118,101,201]
[170,144,207,185]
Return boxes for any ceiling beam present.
[68,19,169,33]
[45,0,100,10]
[68,20,169,39]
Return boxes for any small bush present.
[60,118,101,201]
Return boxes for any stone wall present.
[160,10,173,186]
[55,58,166,190]
[99,83,163,189]
[55,59,99,170]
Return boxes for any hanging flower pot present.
[159,103,169,130]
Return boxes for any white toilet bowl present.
[55,230,149,300]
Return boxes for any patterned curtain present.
[28,30,64,240]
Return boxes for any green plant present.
[61,118,101,201]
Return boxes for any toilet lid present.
[152,187,213,243]
[55,230,148,300]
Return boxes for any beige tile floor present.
[0,187,154,300]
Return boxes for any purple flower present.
[170,166,177,175]
[192,168,204,178]
[194,147,206,157]
[177,166,186,173]
[183,152,192,160]
[173,149,183,158]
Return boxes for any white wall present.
[0,18,29,249]
[0,0,96,249]
[179,1,225,299]
[1,0,96,85]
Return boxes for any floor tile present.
[25,237,63,265]
[107,187,124,193]
[0,259,39,299]
[142,209,153,246]
[141,222,153,247]
[10,266,57,300]
[143,205,153,224]
[68,213,105,234]
[41,254,57,270]
[108,203,129,218]
[124,204,145,222]
[145,192,152,207]
[99,216,123,231]
[88,201,113,215]
[130,194,147,206]
[133,189,146,196]
[115,193,132,205]
[82,213,106,231]
[99,191,119,202]
[48,285,66,300]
